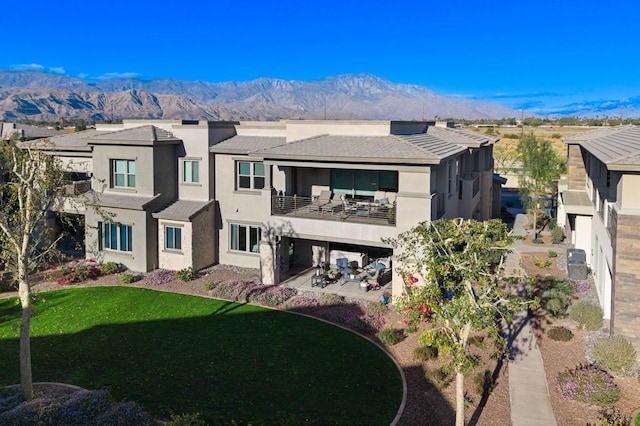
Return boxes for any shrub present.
[414,345,438,361]
[547,326,574,341]
[120,273,140,284]
[143,269,177,286]
[317,293,345,306]
[364,301,388,316]
[548,250,558,258]
[176,267,196,282]
[246,284,297,307]
[556,363,620,406]
[206,279,255,302]
[588,407,631,426]
[535,258,552,268]
[545,278,574,296]
[548,220,557,230]
[542,289,570,317]
[571,279,591,293]
[570,301,604,331]
[552,227,565,244]
[165,412,206,426]
[376,328,406,346]
[57,259,100,285]
[0,388,155,425]
[99,261,120,276]
[281,295,320,312]
[592,335,638,375]
[533,238,544,244]
[202,281,217,291]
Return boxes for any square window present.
[112,159,136,188]
[230,223,261,254]
[183,160,200,183]
[237,161,265,190]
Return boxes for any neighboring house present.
[557,126,640,349]
[34,119,501,298]
[0,122,63,141]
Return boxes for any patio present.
[280,266,392,303]
[271,195,396,226]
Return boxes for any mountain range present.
[0,71,520,122]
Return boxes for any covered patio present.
[280,266,392,303]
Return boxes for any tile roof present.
[87,125,181,146]
[210,135,286,154]
[564,126,640,170]
[248,132,467,164]
[21,129,102,151]
[153,200,215,221]
[88,193,160,210]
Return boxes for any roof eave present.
[248,153,441,165]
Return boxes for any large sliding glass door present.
[331,169,398,198]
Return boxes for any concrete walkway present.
[506,212,557,426]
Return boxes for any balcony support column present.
[259,239,280,285]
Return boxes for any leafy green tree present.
[385,219,533,426]
[0,138,81,398]
[516,133,565,237]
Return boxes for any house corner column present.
[260,240,279,285]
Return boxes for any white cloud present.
[77,73,89,79]
[12,63,45,71]
[49,67,66,74]
[96,72,140,80]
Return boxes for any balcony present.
[271,195,396,226]
[64,180,91,196]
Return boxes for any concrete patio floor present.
[281,267,392,303]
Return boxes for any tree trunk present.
[456,371,465,426]
[455,322,472,426]
[18,269,33,399]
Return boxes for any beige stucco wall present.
[617,173,640,210]
[158,221,192,270]
[285,120,391,143]
[215,153,270,269]
[85,207,156,272]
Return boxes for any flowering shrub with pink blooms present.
[246,284,297,307]
[556,363,619,406]
[206,279,257,302]
[56,259,99,285]
[142,269,177,286]
[281,295,321,312]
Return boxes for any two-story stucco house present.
[37,119,500,297]
[557,126,640,348]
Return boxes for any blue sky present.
[4,0,640,114]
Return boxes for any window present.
[237,161,265,190]
[230,224,261,253]
[183,160,199,183]
[331,169,398,197]
[103,223,133,252]
[447,160,454,195]
[165,226,182,250]
[112,159,135,188]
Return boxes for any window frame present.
[182,159,200,184]
[165,225,182,251]
[102,222,133,252]
[229,223,261,254]
[236,161,265,190]
[111,159,136,188]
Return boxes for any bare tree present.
[0,137,78,398]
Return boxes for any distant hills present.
[0,71,520,122]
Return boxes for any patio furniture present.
[311,273,328,288]
[308,190,332,213]
[320,194,343,214]
[335,257,352,276]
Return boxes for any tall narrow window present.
[165,226,182,250]
[112,159,136,188]
[183,160,199,183]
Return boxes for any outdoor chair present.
[308,190,332,213]
[320,193,343,214]
[336,257,351,276]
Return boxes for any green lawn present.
[0,287,402,425]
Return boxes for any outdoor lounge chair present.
[308,190,332,213]
[320,193,343,214]
[336,257,351,276]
